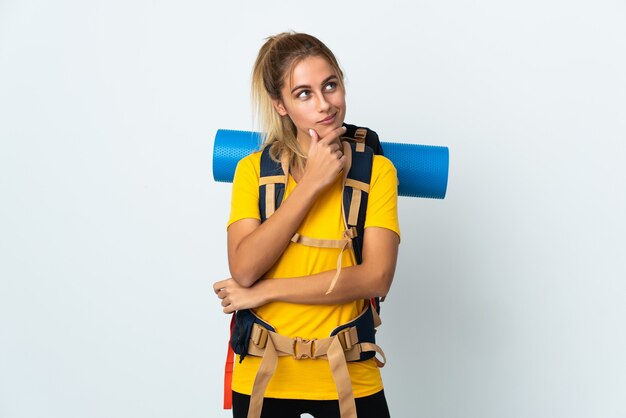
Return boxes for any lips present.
[318,113,336,125]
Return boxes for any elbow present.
[371,268,394,298]
[229,264,259,288]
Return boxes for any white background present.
[1,1,625,417]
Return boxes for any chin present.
[316,125,339,138]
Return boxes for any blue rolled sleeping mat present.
[213,129,449,199]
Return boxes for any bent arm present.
[217,227,399,312]
[227,181,319,287]
[228,127,348,287]
[266,227,399,304]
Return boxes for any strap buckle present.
[293,337,317,360]
[343,227,357,240]
[336,328,355,351]
[251,324,269,349]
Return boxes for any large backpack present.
[223,123,386,418]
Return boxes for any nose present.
[317,94,331,112]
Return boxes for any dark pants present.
[232,390,391,418]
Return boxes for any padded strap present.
[342,141,353,184]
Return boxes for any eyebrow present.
[290,75,338,94]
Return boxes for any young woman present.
[213,32,400,418]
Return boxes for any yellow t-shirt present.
[227,150,400,400]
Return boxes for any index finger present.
[213,280,228,293]
[318,125,347,144]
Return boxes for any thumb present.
[309,128,319,143]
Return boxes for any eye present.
[324,82,337,92]
[296,90,310,99]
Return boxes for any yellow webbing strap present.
[244,323,384,418]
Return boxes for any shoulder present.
[231,151,263,190]
[371,155,397,176]
[369,155,398,192]
[239,150,262,166]
[234,151,262,177]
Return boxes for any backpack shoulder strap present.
[341,127,383,312]
[341,123,386,264]
[259,146,288,221]
[342,123,384,156]
[342,140,374,265]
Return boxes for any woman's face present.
[274,55,346,141]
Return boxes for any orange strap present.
[223,314,235,409]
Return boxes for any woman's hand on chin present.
[301,126,347,192]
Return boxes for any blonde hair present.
[251,32,345,173]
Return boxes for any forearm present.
[258,261,394,306]
[256,227,399,305]
[215,265,389,314]
[216,228,399,313]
